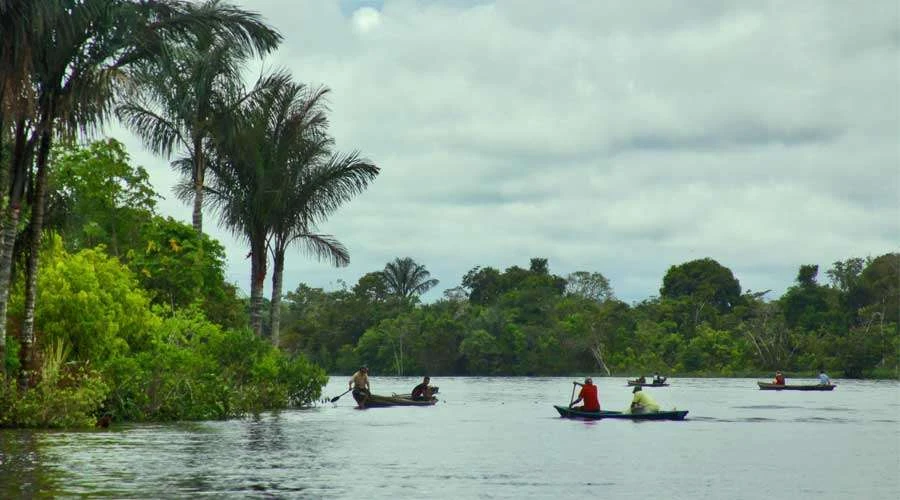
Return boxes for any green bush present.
[0,340,109,428]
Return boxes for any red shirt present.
[578,384,600,411]
[774,375,785,385]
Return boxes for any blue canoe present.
[554,405,688,421]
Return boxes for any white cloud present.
[351,7,382,34]
[110,0,900,303]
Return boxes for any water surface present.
[1,377,898,499]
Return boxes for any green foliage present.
[46,139,159,255]
[103,309,326,422]
[0,340,109,428]
[566,271,615,302]
[285,255,898,379]
[2,240,327,428]
[381,257,439,299]
[126,216,245,328]
[12,236,161,362]
[660,258,742,313]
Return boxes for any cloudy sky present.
[114,0,899,303]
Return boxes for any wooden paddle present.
[330,388,352,403]
[569,381,578,407]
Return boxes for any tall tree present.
[382,257,439,299]
[660,258,742,313]
[202,74,284,336]
[262,83,379,345]
[117,4,280,233]
[566,271,615,303]
[202,74,372,337]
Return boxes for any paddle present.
[330,388,352,403]
[568,381,579,407]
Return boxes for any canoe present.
[757,382,836,391]
[626,381,669,387]
[554,405,688,421]
[354,392,437,408]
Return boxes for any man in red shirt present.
[570,377,601,412]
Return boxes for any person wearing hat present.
[630,385,660,413]
[349,366,371,406]
[570,377,601,412]
[773,370,786,385]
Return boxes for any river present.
[1,376,898,499]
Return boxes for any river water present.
[1,377,898,499]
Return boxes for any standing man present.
[350,366,371,407]
[570,377,601,412]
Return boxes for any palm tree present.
[382,257,440,299]
[1,0,281,386]
[204,77,379,339]
[202,72,289,336]
[117,4,280,234]
[264,83,379,344]
[0,0,44,376]
[269,149,380,345]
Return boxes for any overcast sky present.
[112,0,899,303]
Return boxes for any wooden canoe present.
[626,381,669,387]
[554,405,688,421]
[354,392,437,408]
[757,382,836,391]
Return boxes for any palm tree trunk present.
[269,247,285,347]
[19,124,52,388]
[249,236,267,336]
[0,118,32,378]
[192,143,205,233]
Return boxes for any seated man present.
[630,385,660,413]
[817,369,832,386]
[411,376,433,400]
[652,372,666,384]
[570,377,601,412]
[637,375,647,384]
[774,370,786,385]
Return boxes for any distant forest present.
[278,254,899,379]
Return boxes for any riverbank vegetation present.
[279,255,899,380]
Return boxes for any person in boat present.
[570,377,601,412]
[652,372,666,384]
[411,376,433,401]
[630,385,660,414]
[817,369,832,385]
[773,370,786,385]
[349,366,371,405]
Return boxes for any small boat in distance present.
[626,380,670,387]
[554,405,688,421]
[355,393,438,408]
[757,382,836,391]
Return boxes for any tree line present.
[279,255,899,379]
[1,1,377,427]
